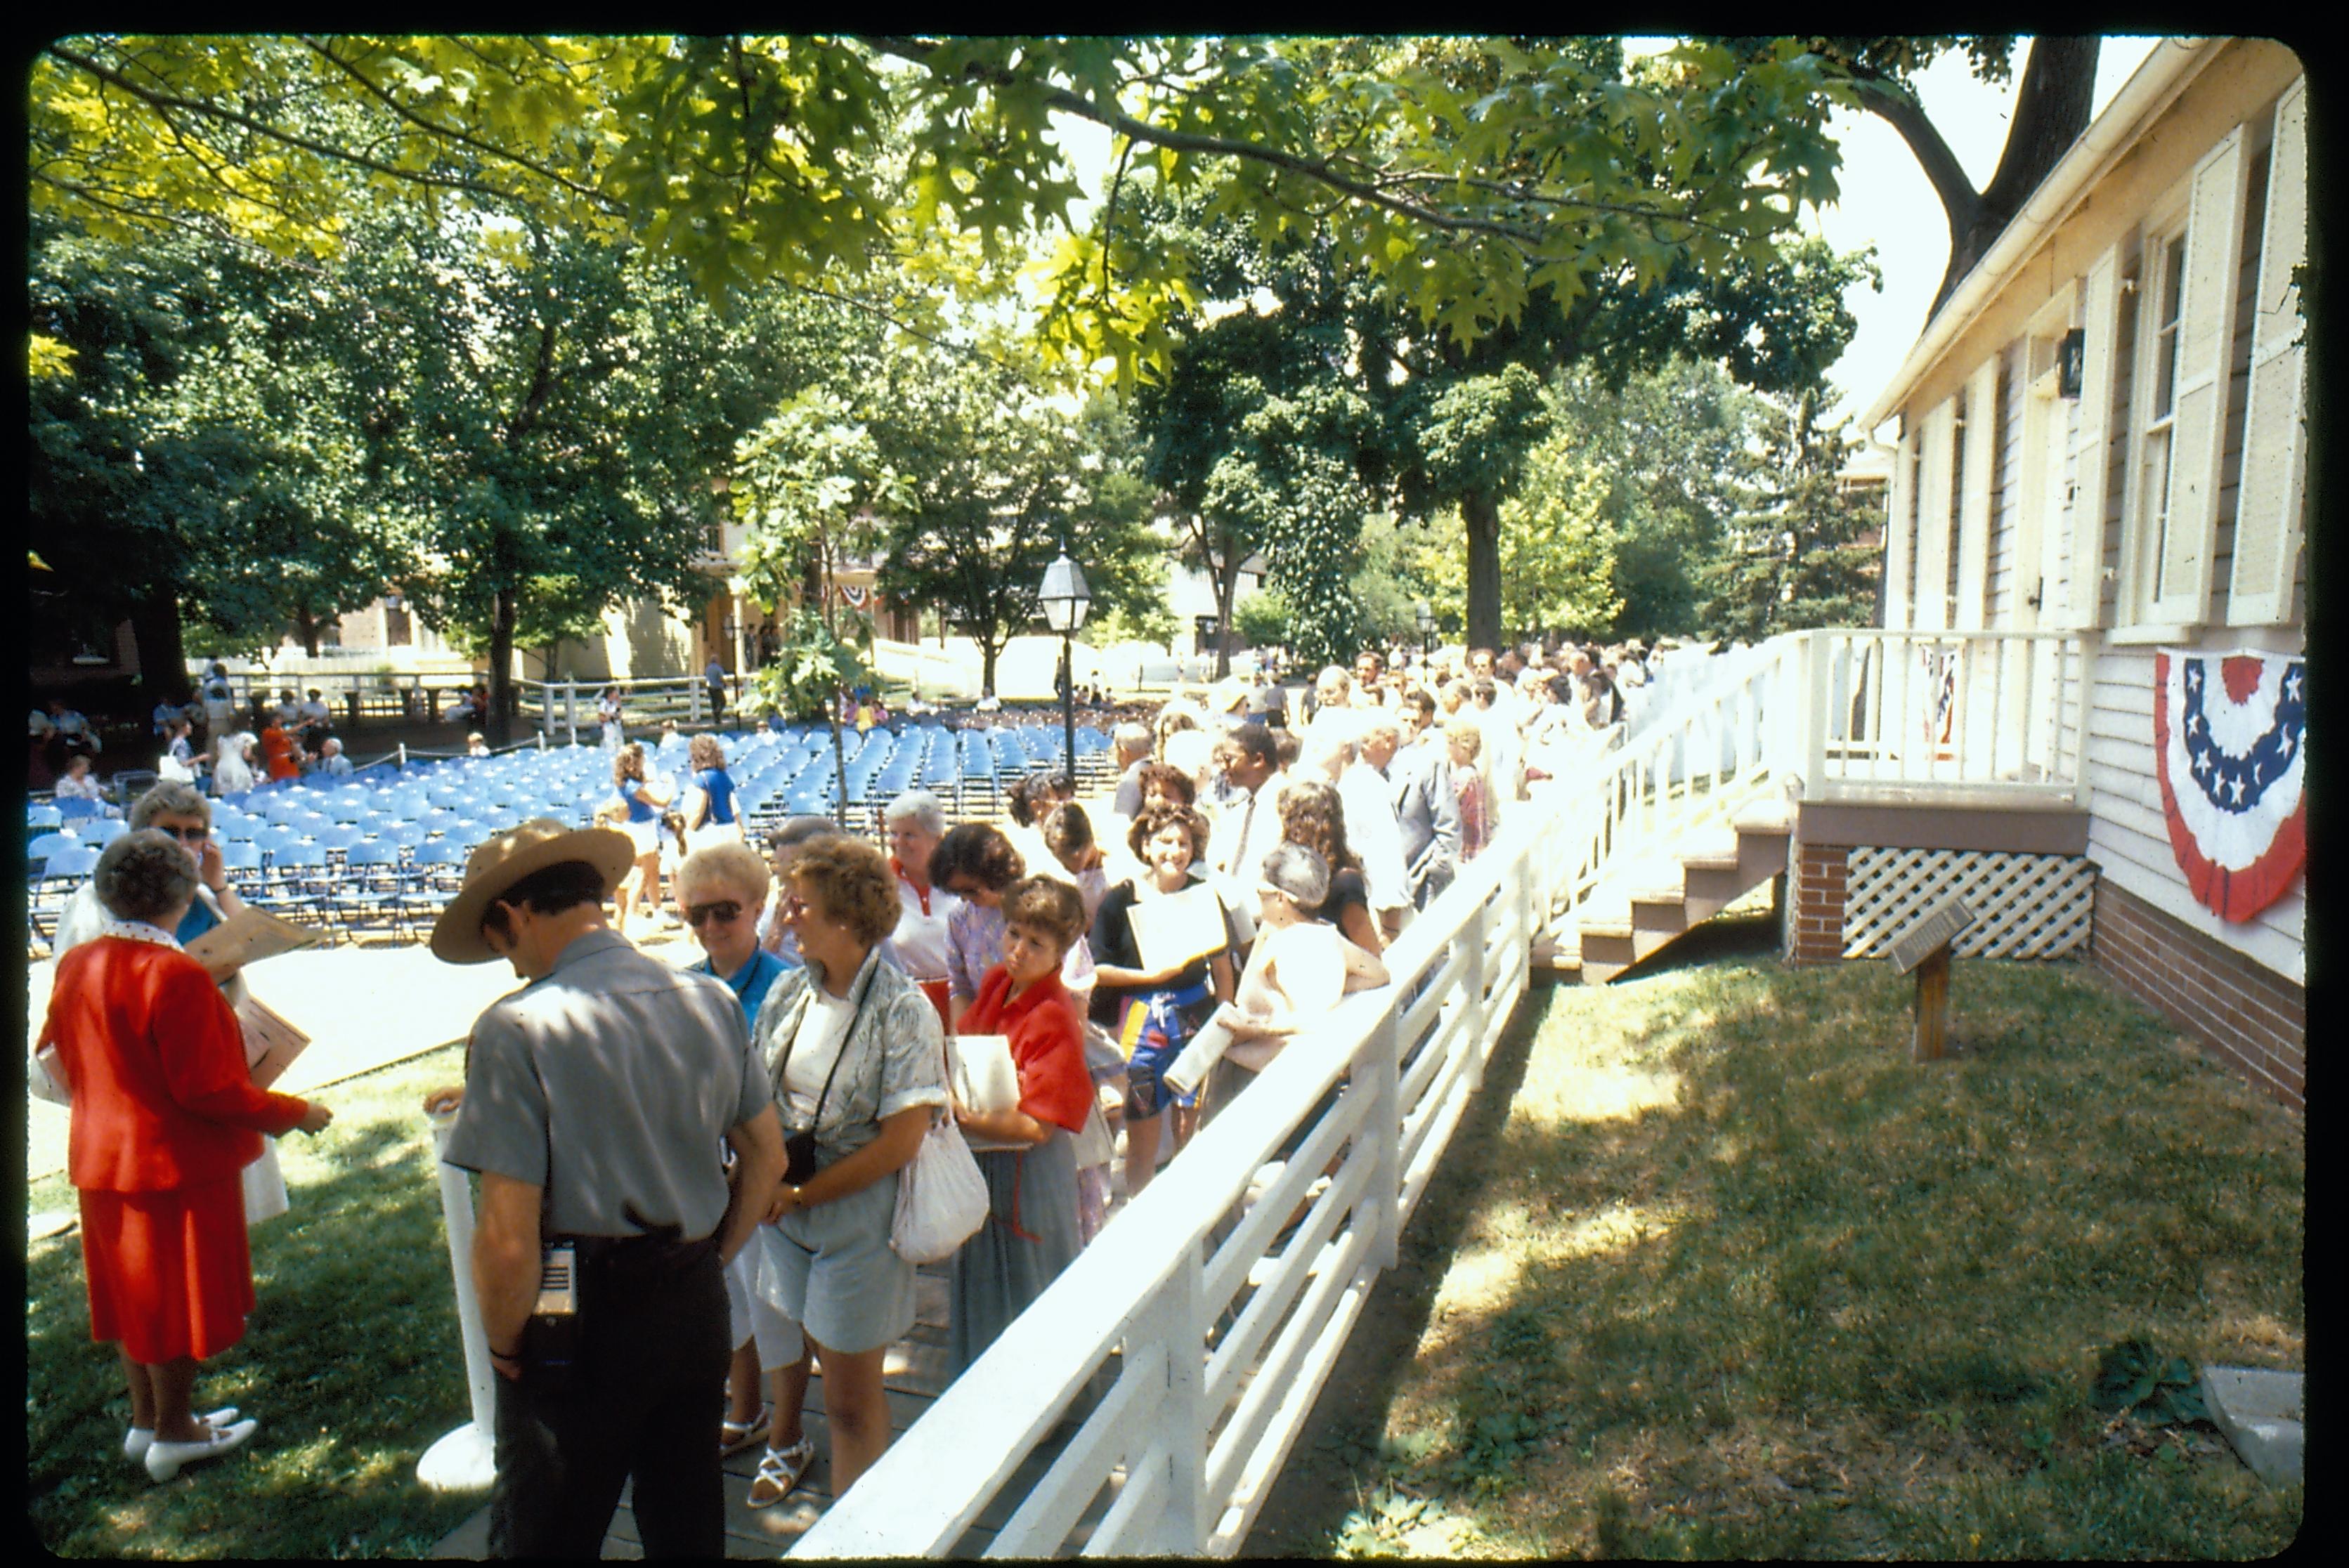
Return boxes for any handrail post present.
[1129,1249,1209,1554]
[564,679,578,747]
[1803,631,1831,803]
[1366,1003,1402,1273]
[1464,889,1489,1091]
[417,1110,497,1490]
[2069,634,2093,804]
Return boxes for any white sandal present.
[720,1401,772,1458]
[746,1435,815,1509]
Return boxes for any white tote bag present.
[890,1109,990,1265]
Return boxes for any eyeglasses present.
[776,892,809,921]
[157,825,212,844]
[684,900,744,928]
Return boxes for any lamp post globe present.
[1037,550,1091,775]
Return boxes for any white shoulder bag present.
[890,1027,991,1265]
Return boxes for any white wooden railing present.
[794,781,1560,1558]
[1534,636,1802,933]
[1785,628,2089,805]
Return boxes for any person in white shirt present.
[1302,712,1412,937]
[210,734,257,796]
[1205,725,1289,889]
[1468,677,1522,826]
[876,790,961,1028]
[53,754,110,804]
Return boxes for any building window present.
[2138,230,2187,602]
[386,605,413,647]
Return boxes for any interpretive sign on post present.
[1889,895,1974,1062]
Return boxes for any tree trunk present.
[294,606,322,658]
[980,637,1002,698]
[1927,37,2101,316]
[1462,485,1504,653]
[488,586,517,747]
[828,704,850,828]
[1212,540,1244,679]
[128,589,188,703]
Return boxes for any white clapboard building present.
[1844,39,2307,1109]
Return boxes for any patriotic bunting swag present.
[2153,651,2305,922]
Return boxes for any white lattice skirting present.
[1843,849,2097,961]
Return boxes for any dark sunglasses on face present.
[160,825,211,843]
[685,900,743,928]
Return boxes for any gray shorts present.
[725,1246,805,1368]
[757,1177,916,1357]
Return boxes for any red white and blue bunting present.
[2153,650,2305,922]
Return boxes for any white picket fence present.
[793,787,1559,1558]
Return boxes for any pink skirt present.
[79,1177,254,1365]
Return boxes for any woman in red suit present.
[946,877,1095,1378]
[37,830,333,1482]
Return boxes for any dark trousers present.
[488,1244,729,1559]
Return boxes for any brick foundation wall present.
[1788,839,1849,965]
[2090,880,2306,1114]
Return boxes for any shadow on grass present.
[1242,981,1550,1556]
[27,1111,488,1557]
[1249,950,2304,1560]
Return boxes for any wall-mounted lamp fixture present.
[2057,329,2086,398]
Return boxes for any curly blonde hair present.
[613,742,647,786]
[687,733,727,772]
[786,835,903,947]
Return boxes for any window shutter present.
[1882,429,1917,627]
[1913,398,1957,631]
[2228,82,2308,625]
[1953,358,2000,629]
[2067,245,2123,629]
[2150,126,2251,625]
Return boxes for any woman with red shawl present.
[37,830,333,1482]
[946,877,1095,1378]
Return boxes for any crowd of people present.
[32,634,1646,1548]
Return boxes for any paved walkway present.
[426,1260,1121,1560]
[24,922,705,1185]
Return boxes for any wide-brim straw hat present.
[429,818,637,965]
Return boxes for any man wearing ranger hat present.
[429,819,786,1557]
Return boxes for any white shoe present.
[145,1416,258,1482]
[124,1408,239,1463]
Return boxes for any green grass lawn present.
[27,1043,487,1559]
[1265,925,2303,1558]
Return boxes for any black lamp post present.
[1415,599,1435,656]
[1037,549,1091,778]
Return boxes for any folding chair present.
[259,842,337,940]
[335,840,415,945]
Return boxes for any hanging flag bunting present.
[1920,643,1959,757]
[838,582,870,610]
[2154,650,2305,922]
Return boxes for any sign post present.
[1888,896,1974,1063]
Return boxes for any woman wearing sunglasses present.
[672,842,814,1503]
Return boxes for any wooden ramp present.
[1533,794,1794,984]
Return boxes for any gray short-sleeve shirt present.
[442,928,772,1240]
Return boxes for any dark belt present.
[562,1205,719,1286]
